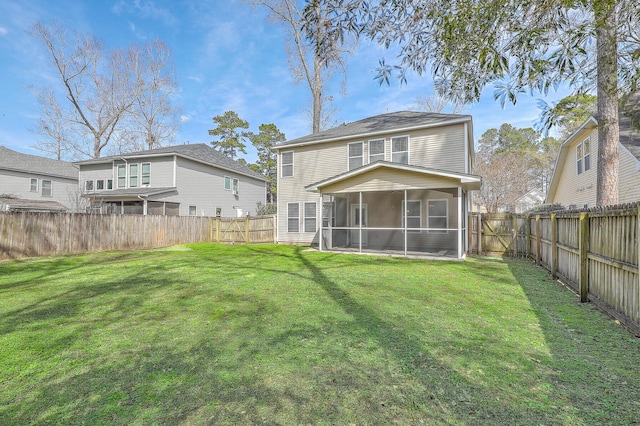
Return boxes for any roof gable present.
[278,111,472,148]
[306,161,481,193]
[0,146,78,180]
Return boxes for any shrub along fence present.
[0,212,276,260]
[469,205,640,336]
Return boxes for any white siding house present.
[0,146,79,212]
[275,111,481,259]
[75,144,268,217]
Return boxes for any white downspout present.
[458,187,463,259]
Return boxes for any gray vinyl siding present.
[277,122,468,244]
[112,156,175,188]
[0,169,79,209]
[159,157,265,217]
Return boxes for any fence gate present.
[481,214,516,256]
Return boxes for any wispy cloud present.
[112,0,177,26]
[0,27,7,35]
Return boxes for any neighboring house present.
[75,144,268,217]
[275,111,481,259]
[503,188,545,213]
[0,146,79,212]
[546,109,640,208]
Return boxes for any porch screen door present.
[350,203,368,246]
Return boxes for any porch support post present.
[404,189,408,256]
[458,187,463,259]
[319,194,324,252]
[358,192,363,253]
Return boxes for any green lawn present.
[1,244,639,425]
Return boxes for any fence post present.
[512,214,518,258]
[216,217,220,242]
[535,215,541,265]
[245,216,250,244]
[525,215,531,260]
[477,214,482,255]
[579,212,589,303]
[551,213,558,279]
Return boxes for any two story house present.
[546,106,640,207]
[275,111,481,259]
[0,146,79,212]
[75,144,268,217]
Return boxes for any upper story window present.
[30,178,38,192]
[141,163,151,185]
[281,151,294,177]
[41,180,52,197]
[232,178,239,194]
[224,176,231,190]
[369,139,385,163]
[85,180,94,191]
[391,136,409,164]
[348,142,363,170]
[576,138,591,175]
[96,180,104,190]
[117,164,126,188]
[129,164,139,187]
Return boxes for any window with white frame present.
[576,138,591,175]
[224,176,231,190]
[129,163,139,187]
[348,142,363,170]
[85,180,94,191]
[391,136,409,164]
[189,205,197,216]
[30,178,38,192]
[232,178,239,194]
[402,200,422,232]
[141,163,151,185]
[215,207,223,217]
[287,202,299,233]
[281,151,294,177]
[576,143,583,174]
[106,179,113,190]
[369,139,385,163]
[117,164,126,188]
[427,199,448,233]
[41,180,52,197]
[304,202,317,233]
[96,180,104,190]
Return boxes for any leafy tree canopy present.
[248,123,285,203]
[537,93,598,138]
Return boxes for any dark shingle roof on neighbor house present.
[0,197,68,212]
[278,111,472,148]
[0,146,78,180]
[75,143,268,181]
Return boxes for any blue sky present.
[0,0,572,163]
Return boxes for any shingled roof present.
[75,144,267,181]
[0,146,78,180]
[277,111,472,148]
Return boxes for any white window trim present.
[347,141,364,170]
[41,180,52,197]
[188,205,197,216]
[583,138,591,172]
[576,142,583,175]
[368,138,386,164]
[117,164,127,188]
[304,201,317,233]
[232,178,239,195]
[141,162,151,186]
[224,176,231,191]
[287,202,300,233]
[85,180,94,191]
[427,199,449,234]
[129,163,139,188]
[281,151,294,178]
[391,135,410,164]
[402,200,422,233]
[30,178,38,192]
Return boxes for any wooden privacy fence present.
[469,207,640,336]
[0,212,276,260]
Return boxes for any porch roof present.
[305,161,481,193]
[82,187,177,200]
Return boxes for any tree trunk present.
[595,0,619,206]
